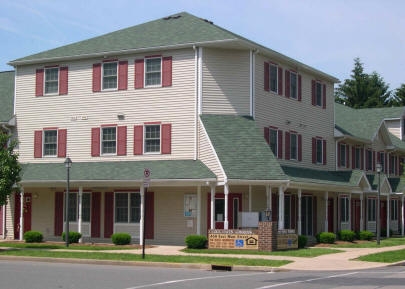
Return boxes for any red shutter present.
[91,127,100,157]
[352,147,355,169]
[298,74,302,101]
[135,59,144,89]
[298,134,302,161]
[134,125,143,155]
[322,84,326,109]
[104,192,114,238]
[264,62,269,92]
[117,126,127,156]
[35,69,44,96]
[278,67,283,96]
[54,192,64,236]
[323,140,327,165]
[264,127,270,144]
[285,70,290,98]
[145,191,154,239]
[91,192,101,238]
[311,80,316,105]
[337,143,341,167]
[118,61,128,90]
[285,131,290,160]
[277,130,283,159]
[57,129,67,158]
[162,56,172,87]
[92,63,101,92]
[34,130,42,158]
[312,138,316,164]
[59,66,68,95]
[161,123,172,154]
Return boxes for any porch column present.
[324,191,328,232]
[78,187,83,242]
[210,184,215,229]
[278,186,284,230]
[2,204,5,238]
[139,186,145,246]
[348,193,352,230]
[248,185,252,212]
[196,186,201,235]
[387,194,390,238]
[265,185,272,213]
[297,189,302,235]
[19,188,24,241]
[224,183,229,229]
[402,195,404,236]
[360,193,364,231]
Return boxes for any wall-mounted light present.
[117,114,125,120]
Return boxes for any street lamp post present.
[376,163,381,245]
[64,157,72,247]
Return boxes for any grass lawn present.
[357,249,405,263]
[0,242,138,251]
[324,237,405,248]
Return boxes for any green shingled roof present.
[335,103,405,141]
[388,177,405,192]
[20,160,215,182]
[200,115,287,181]
[0,71,14,123]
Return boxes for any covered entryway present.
[14,193,32,239]
[207,193,242,229]
[301,195,315,236]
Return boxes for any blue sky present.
[1,0,404,90]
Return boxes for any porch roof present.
[200,114,288,181]
[20,160,216,185]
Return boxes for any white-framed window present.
[391,199,398,221]
[339,143,347,167]
[315,81,322,107]
[316,138,323,164]
[145,57,162,87]
[45,67,59,94]
[43,130,57,156]
[340,196,349,223]
[379,152,385,172]
[366,149,373,171]
[102,62,118,90]
[102,127,116,154]
[269,63,278,93]
[269,128,278,156]
[115,192,141,223]
[144,124,160,153]
[367,198,376,222]
[290,71,298,99]
[390,155,398,175]
[354,147,361,169]
[67,192,91,222]
[290,133,298,160]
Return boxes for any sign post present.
[142,168,150,259]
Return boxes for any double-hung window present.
[269,128,278,156]
[367,198,376,222]
[290,71,298,99]
[145,57,162,86]
[391,199,398,222]
[339,143,347,167]
[315,81,322,106]
[102,127,116,154]
[45,67,59,94]
[390,155,398,175]
[316,138,323,164]
[145,125,160,153]
[67,192,91,222]
[366,149,373,171]
[269,64,278,93]
[102,62,118,90]
[354,147,361,169]
[379,152,385,172]
[340,196,349,223]
[43,130,57,156]
[115,192,141,223]
[290,133,298,160]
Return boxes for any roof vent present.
[163,14,182,20]
[201,18,214,25]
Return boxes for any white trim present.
[140,186,144,245]
[100,126,118,156]
[198,47,203,114]
[144,56,162,88]
[44,67,60,95]
[101,61,118,91]
[143,124,162,155]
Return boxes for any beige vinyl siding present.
[4,196,14,239]
[202,48,250,115]
[385,119,401,139]
[29,189,55,238]
[198,118,224,182]
[254,54,336,170]
[15,49,196,163]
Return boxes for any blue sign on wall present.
[235,239,244,247]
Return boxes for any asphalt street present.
[1,260,404,289]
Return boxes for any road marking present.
[254,272,359,289]
[125,272,272,289]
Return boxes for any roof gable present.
[0,71,14,123]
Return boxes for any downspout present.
[193,45,203,160]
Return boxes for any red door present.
[380,200,387,231]
[207,193,242,229]
[328,198,334,232]
[14,193,32,239]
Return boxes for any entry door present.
[301,196,313,236]
[380,201,387,230]
[328,198,334,232]
[208,193,242,229]
[14,193,32,239]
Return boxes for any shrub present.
[111,233,131,245]
[24,231,43,243]
[338,230,355,242]
[62,231,82,244]
[319,232,336,244]
[315,233,321,243]
[359,230,374,241]
[185,235,207,249]
[380,228,393,237]
[298,235,307,248]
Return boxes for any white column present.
[298,189,302,235]
[402,195,404,236]
[196,186,201,235]
[360,193,364,231]
[1,205,5,238]
[78,187,83,242]
[139,186,145,246]
[224,183,229,230]
[248,185,252,212]
[266,185,272,213]
[278,186,284,230]
[210,185,215,230]
[387,194,390,238]
[19,188,24,241]
[324,191,328,232]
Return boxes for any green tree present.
[387,84,405,107]
[0,133,21,206]
[335,58,391,108]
